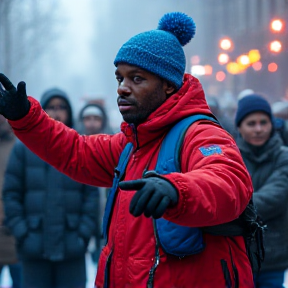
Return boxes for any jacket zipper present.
[130,124,139,150]
[146,219,161,288]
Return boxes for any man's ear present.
[163,81,176,97]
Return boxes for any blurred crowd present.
[0,88,113,288]
[0,85,287,288]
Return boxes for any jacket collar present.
[121,74,212,148]
[237,133,283,163]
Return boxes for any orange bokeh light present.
[248,50,261,63]
[269,41,282,53]
[220,38,233,50]
[271,19,284,32]
[252,62,262,71]
[190,55,201,65]
[218,53,229,65]
[268,63,278,72]
[204,65,213,75]
[216,71,226,82]
[237,55,250,66]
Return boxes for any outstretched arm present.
[0,74,125,187]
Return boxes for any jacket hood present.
[79,103,108,133]
[121,74,213,147]
[40,88,73,128]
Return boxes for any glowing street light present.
[226,62,241,74]
[268,62,278,73]
[204,65,213,75]
[248,50,261,63]
[252,62,262,71]
[269,40,282,53]
[191,65,206,76]
[237,55,250,66]
[216,71,226,82]
[191,65,213,76]
[271,19,284,32]
[219,38,233,51]
[190,55,201,65]
[218,53,229,65]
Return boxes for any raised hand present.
[0,73,30,120]
[119,177,178,219]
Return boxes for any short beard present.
[121,85,166,126]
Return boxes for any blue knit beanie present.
[114,12,196,90]
[235,94,272,127]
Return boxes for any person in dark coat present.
[0,114,21,288]
[3,88,99,288]
[79,103,109,135]
[235,94,288,288]
[78,103,110,264]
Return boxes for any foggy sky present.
[22,0,203,129]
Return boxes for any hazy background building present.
[0,0,287,129]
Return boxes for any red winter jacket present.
[9,74,254,288]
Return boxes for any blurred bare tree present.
[0,0,59,79]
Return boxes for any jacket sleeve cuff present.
[161,173,191,220]
[8,97,42,130]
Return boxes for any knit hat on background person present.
[235,94,273,127]
[114,12,196,90]
[79,103,108,133]
[81,105,104,119]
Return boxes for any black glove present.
[119,177,178,219]
[0,73,30,120]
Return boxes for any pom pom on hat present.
[158,12,196,46]
[114,12,196,90]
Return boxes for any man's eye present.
[116,77,123,83]
[133,76,143,83]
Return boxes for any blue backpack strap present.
[154,114,219,257]
[102,142,134,242]
[156,114,219,173]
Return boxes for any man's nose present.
[117,80,131,96]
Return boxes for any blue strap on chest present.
[102,142,133,241]
[154,114,218,257]
[103,115,219,257]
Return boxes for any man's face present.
[45,97,69,125]
[238,112,272,146]
[115,64,174,125]
[82,115,103,135]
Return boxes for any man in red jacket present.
[0,12,254,288]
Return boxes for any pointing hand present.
[119,177,178,219]
[0,73,30,120]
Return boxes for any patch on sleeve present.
[199,145,222,157]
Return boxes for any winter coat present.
[0,131,18,264]
[3,139,99,261]
[237,133,288,272]
[8,74,254,288]
[3,89,100,261]
[0,132,15,224]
